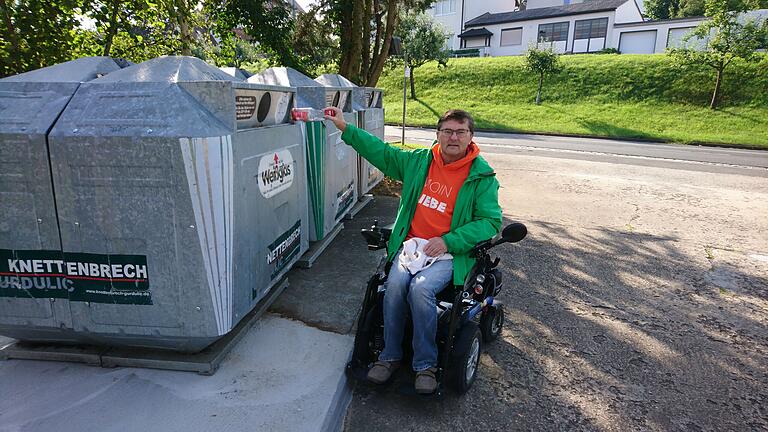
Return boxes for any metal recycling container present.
[249,67,358,242]
[315,74,385,197]
[1,56,309,352]
[0,57,128,342]
[219,67,253,80]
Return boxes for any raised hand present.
[324,106,347,131]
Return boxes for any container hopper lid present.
[94,56,241,83]
[220,67,253,80]
[314,74,357,88]
[0,57,126,83]
[248,67,322,87]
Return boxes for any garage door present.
[667,27,702,49]
[619,30,657,54]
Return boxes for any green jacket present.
[341,124,502,285]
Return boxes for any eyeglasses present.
[438,129,471,137]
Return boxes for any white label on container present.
[258,148,295,198]
[334,132,346,160]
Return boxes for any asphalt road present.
[385,126,768,177]
[341,132,768,431]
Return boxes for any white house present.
[426,0,761,55]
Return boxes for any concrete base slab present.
[0,279,290,375]
[0,313,353,432]
[345,194,374,220]
[102,278,290,375]
[0,342,105,366]
[297,223,344,269]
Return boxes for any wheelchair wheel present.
[446,321,482,394]
[480,305,504,343]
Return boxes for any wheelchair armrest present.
[380,224,393,242]
[361,221,393,250]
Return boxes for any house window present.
[463,37,490,48]
[574,18,608,39]
[500,28,523,46]
[433,0,456,16]
[538,22,569,42]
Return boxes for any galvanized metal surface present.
[1,56,311,352]
[219,67,252,80]
[0,56,125,83]
[311,74,385,198]
[252,68,359,242]
[248,67,327,109]
[0,57,127,341]
[356,108,386,196]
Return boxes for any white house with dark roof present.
[426,0,754,55]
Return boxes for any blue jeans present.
[378,251,454,371]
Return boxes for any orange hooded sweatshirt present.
[407,142,480,240]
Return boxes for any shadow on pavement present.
[269,196,399,335]
[343,213,768,431]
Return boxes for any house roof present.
[458,27,494,38]
[465,0,629,27]
[614,15,706,27]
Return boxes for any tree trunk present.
[409,64,416,99]
[365,0,398,87]
[368,0,383,84]
[338,0,363,80]
[176,0,193,56]
[102,0,121,57]
[536,73,543,105]
[360,0,372,82]
[710,67,723,110]
[338,0,355,77]
[347,0,365,83]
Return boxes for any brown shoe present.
[414,367,438,394]
[367,360,400,384]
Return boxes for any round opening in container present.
[257,92,272,123]
[276,93,293,123]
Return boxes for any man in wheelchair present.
[325,107,502,394]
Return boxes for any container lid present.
[314,74,357,88]
[220,67,253,80]
[94,56,240,83]
[0,57,126,83]
[248,67,323,87]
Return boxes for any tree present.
[165,0,195,56]
[81,0,183,57]
[0,0,82,77]
[644,0,768,19]
[524,46,562,105]
[73,0,199,64]
[320,0,432,86]
[644,0,681,20]
[206,0,304,72]
[292,5,339,77]
[394,11,449,99]
[668,0,767,109]
[208,35,263,68]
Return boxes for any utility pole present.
[402,50,409,145]
[389,36,405,145]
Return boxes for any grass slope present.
[378,54,768,148]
